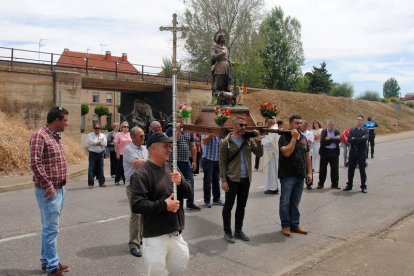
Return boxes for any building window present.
[92,92,99,103]
[106,93,113,104]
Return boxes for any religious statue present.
[211,29,238,106]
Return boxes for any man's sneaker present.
[306,185,312,190]
[224,232,235,243]
[42,263,69,273]
[264,190,278,195]
[361,187,367,194]
[205,203,212,208]
[316,185,324,189]
[291,226,308,235]
[212,199,224,206]
[187,204,201,210]
[234,230,250,241]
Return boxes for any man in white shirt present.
[87,123,107,188]
[301,120,314,189]
[260,118,280,194]
[123,126,148,257]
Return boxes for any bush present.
[358,90,380,101]
[81,103,89,116]
[328,82,353,98]
[404,102,414,108]
[389,97,401,103]
[379,98,390,103]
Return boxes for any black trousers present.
[347,149,367,189]
[109,149,117,176]
[318,149,339,187]
[222,178,250,234]
[115,155,125,184]
[366,136,375,157]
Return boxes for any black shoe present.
[130,247,142,257]
[205,203,212,208]
[224,232,235,243]
[234,231,250,241]
[316,185,324,189]
[306,185,312,190]
[331,185,340,189]
[361,188,367,193]
[264,190,278,194]
[212,199,224,206]
[345,162,349,167]
[99,184,107,187]
[187,204,201,210]
[343,186,352,191]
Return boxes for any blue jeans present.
[279,177,304,228]
[202,158,221,204]
[35,188,65,273]
[88,151,105,186]
[177,161,195,205]
[341,142,348,164]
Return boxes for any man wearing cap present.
[30,106,70,276]
[130,132,192,275]
[364,116,378,158]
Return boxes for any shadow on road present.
[77,243,127,259]
[0,269,40,276]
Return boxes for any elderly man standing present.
[317,120,341,189]
[220,115,263,243]
[123,126,148,257]
[279,114,312,237]
[260,117,280,195]
[87,123,107,188]
[131,133,192,275]
[30,106,70,276]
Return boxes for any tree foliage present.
[329,82,354,98]
[259,6,304,91]
[81,103,89,116]
[182,0,264,80]
[383,77,401,98]
[306,62,333,94]
[161,57,182,78]
[358,90,380,101]
[94,105,110,123]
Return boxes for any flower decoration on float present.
[178,103,192,119]
[213,105,231,127]
[259,101,280,119]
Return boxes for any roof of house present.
[56,50,139,74]
[404,95,414,101]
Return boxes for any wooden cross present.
[159,13,189,73]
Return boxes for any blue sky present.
[1,0,413,97]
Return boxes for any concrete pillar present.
[53,71,82,142]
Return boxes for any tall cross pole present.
[160,13,189,200]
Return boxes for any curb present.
[0,168,88,193]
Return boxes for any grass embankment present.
[244,89,414,134]
[0,111,86,175]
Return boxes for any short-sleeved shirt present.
[278,133,309,179]
[114,132,132,155]
[166,129,194,162]
[201,134,221,161]
[123,143,148,186]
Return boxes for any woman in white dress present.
[311,121,323,173]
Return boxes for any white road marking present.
[0,233,37,243]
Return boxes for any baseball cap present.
[146,132,172,148]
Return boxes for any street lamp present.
[38,38,47,63]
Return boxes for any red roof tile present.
[56,50,139,74]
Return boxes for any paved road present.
[1,137,414,276]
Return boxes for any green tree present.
[182,0,264,79]
[94,105,110,124]
[161,57,182,78]
[358,90,380,101]
[81,103,89,116]
[383,77,401,98]
[293,74,310,92]
[259,6,304,90]
[306,61,333,94]
[329,82,354,98]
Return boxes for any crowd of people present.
[30,106,378,275]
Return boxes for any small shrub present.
[389,97,401,103]
[379,98,390,103]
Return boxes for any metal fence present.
[0,46,210,84]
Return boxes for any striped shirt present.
[201,134,221,161]
[30,125,67,189]
[166,129,194,162]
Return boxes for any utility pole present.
[38,38,47,63]
[159,13,189,200]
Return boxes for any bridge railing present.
[0,46,211,85]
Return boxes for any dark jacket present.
[130,161,192,238]
[319,128,340,156]
[348,127,369,152]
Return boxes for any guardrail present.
[0,46,211,85]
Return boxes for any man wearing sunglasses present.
[87,123,107,188]
[219,115,263,243]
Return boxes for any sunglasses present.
[94,128,101,130]
[239,124,248,127]
[122,126,129,128]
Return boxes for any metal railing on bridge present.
[0,46,211,85]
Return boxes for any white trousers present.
[265,153,279,191]
[143,234,189,276]
[313,142,320,172]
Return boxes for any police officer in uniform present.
[364,116,378,158]
[344,115,369,193]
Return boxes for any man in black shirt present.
[278,114,312,237]
[344,115,369,193]
[131,133,192,275]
